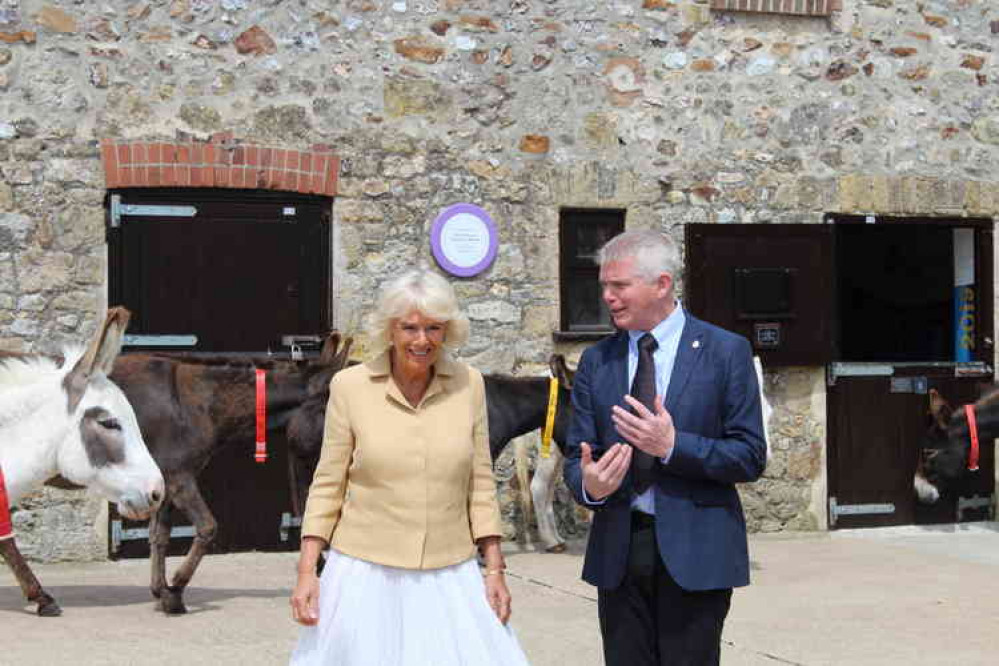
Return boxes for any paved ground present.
[3,522,999,665]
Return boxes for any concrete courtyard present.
[3,523,998,665]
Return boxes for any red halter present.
[255,369,267,464]
[964,404,981,472]
[0,465,13,540]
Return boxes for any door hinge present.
[122,334,198,348]
[827,362,894,386]
[110,194,197,228]
[110,521,195,554]
[280,512,302,542]
[957,495,994,522]
[828,497,895,528]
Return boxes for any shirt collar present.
[627,301,685,349]
[366,349,457,409]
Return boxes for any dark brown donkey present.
[109,333,347,614]
[916,386,999,505]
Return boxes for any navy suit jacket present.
[563,314,766,592]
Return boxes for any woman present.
[289,270,530,666]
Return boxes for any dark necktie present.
[631,333,658,493]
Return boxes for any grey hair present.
[597,229,680,284]
[366,270,470,350]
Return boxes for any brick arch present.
[99,137,339,196]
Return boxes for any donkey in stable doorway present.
[286,344,578,552]
[0,308,165,617]
[109,332,349,615]
[915,386,999,505]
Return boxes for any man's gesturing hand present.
[581,442,632,501]
[611,394,675,459]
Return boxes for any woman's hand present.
[291,536,325,625]
[290,570,320,625]
[484,572,512,624]
[476,535,510,623]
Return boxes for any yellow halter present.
[540,375,560,458]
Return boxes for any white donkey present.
[0,307,165,616]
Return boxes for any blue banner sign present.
[953,228,975,362]
[954,285,974,362]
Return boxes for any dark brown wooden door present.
[110,189,329,351]
[827,375,920,527]
[828,373,994,528]
[106,188,330,557]
[685,224,834,367]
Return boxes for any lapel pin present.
[692,340,701,349]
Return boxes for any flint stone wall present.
[1,0,998,560]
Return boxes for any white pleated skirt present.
[290,549,531,666]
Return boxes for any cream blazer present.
[300,350,503,569]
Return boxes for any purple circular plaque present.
[430,203,498,278]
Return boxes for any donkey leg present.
[160,480,217,615]
[291,455,317,519]
[287,454,302,518]
[148,498,173,601]
[530,448,566,553]
[0,537,62,617]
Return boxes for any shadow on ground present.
[0,584,287,615]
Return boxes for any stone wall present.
[745,366,827,532]
[1,0,998,560]
[9,489,107,562]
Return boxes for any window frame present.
[555,207,626,340]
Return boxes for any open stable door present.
[825,215,993,528]
[686,218,994,529]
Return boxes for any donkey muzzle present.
[117,477,165,519]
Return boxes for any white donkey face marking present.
[59,373,164,521]
[913,471,941,504]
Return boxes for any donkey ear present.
[319,330,341,366]
[332,336,354,372]
[74,307,130,375]
[65,307,131,411]
[91,306,131,375]
[549,353,574,389]
[928,388,953,429]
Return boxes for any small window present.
[710,0,840,17]
[559,208,625,333]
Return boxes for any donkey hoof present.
[159,586,187,615]
[36,599,63,617]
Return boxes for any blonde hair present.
[366,270,470,350]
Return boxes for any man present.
[563,229,766,666]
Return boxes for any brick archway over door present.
[99,138,339,196]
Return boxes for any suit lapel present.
[665,316,705,413]
[592,332,629,448]
[605,331,630,407]
[602,332,631,485]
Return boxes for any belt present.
[631,511,655,531]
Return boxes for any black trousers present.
[597,512,732,666]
